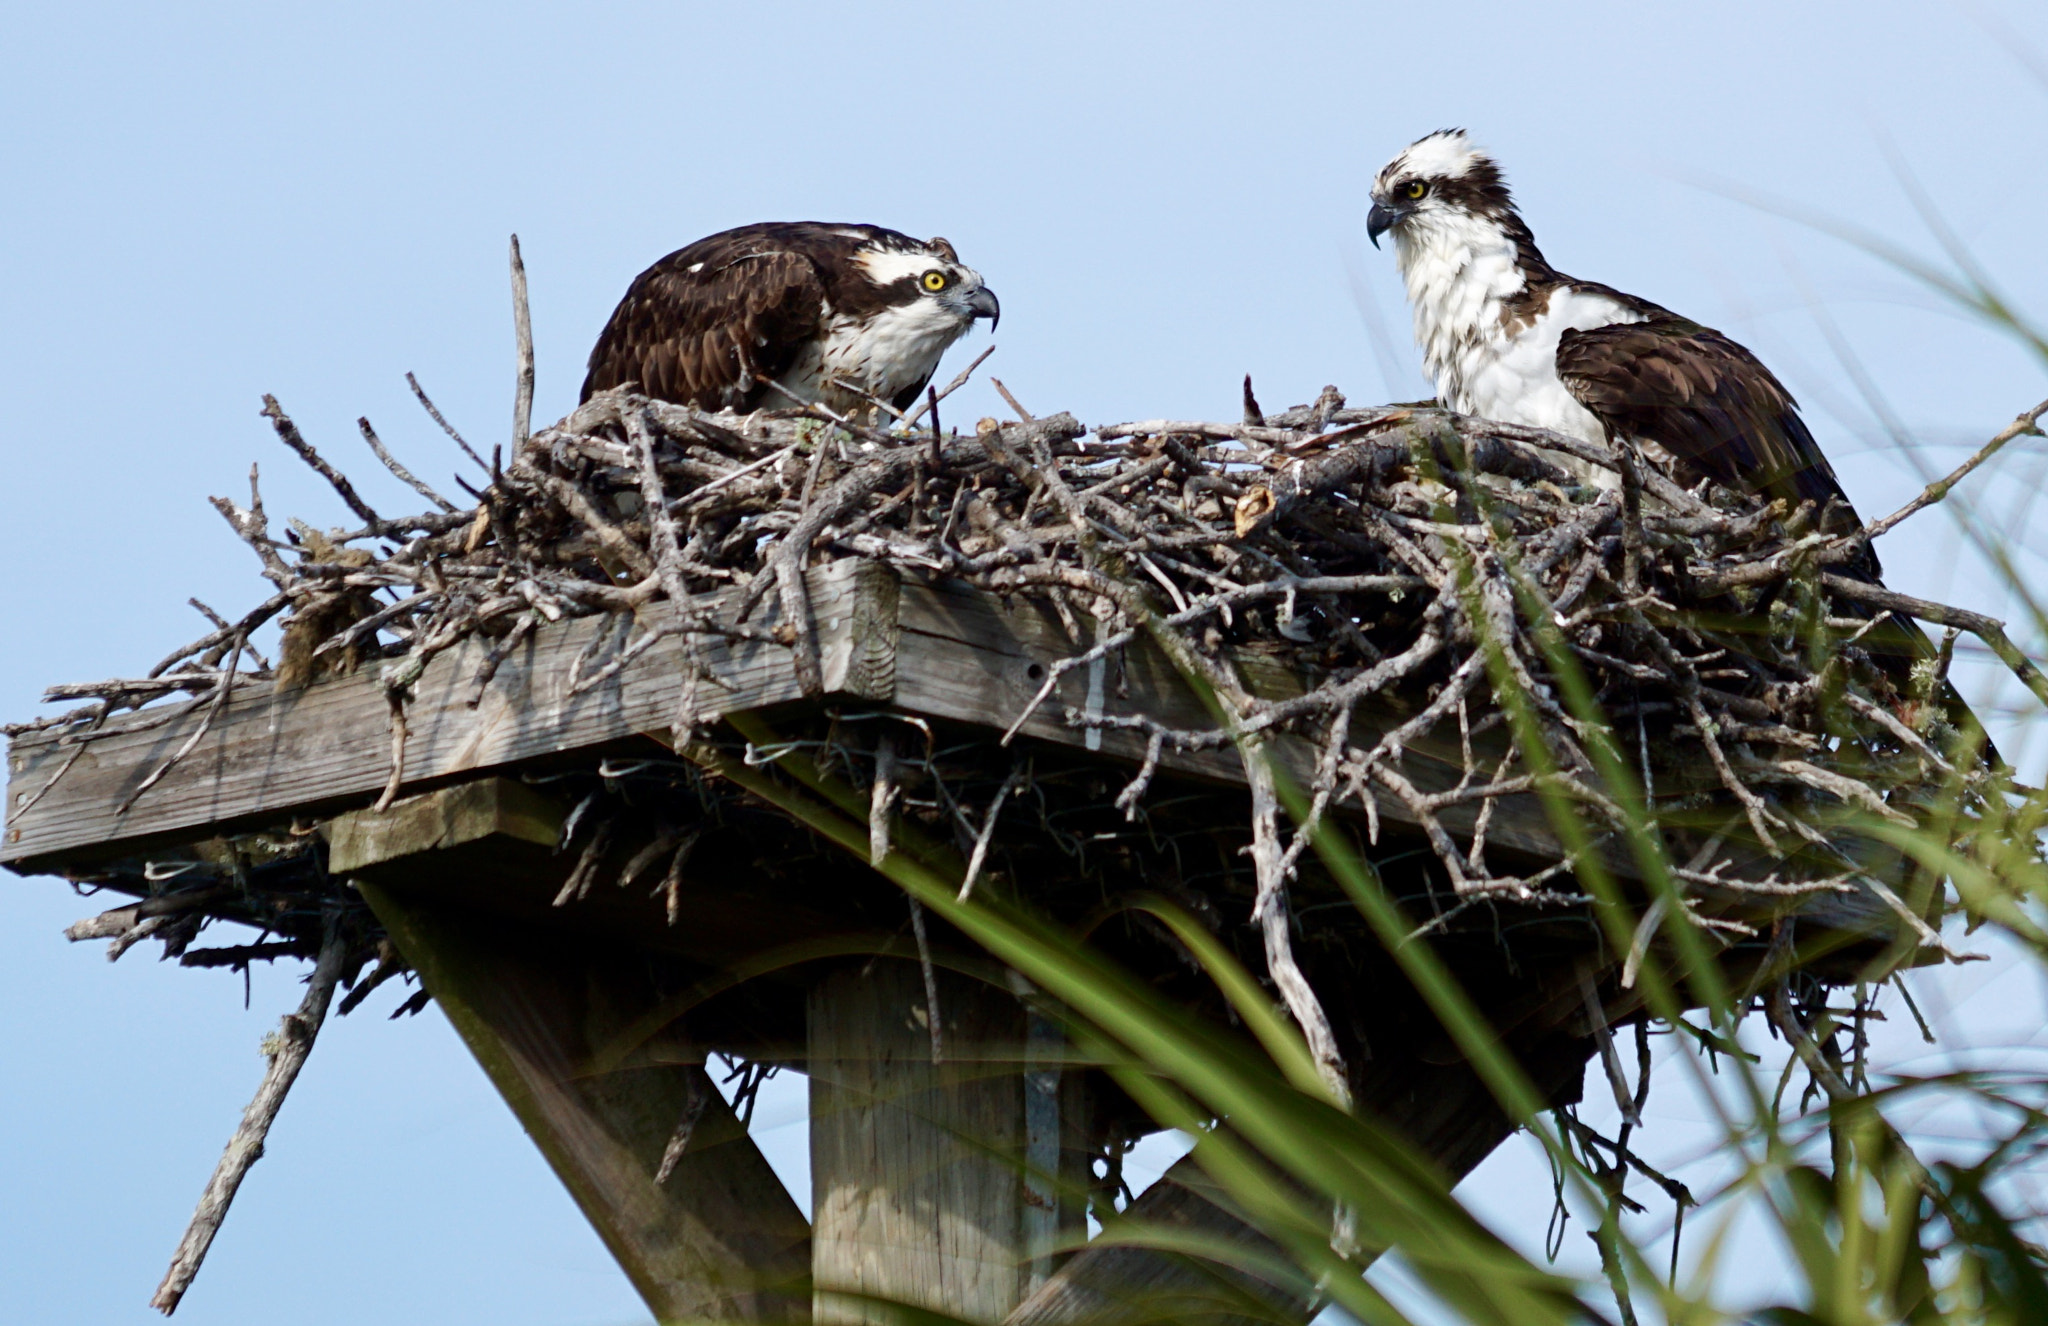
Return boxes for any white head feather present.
[1375,128,1487,193]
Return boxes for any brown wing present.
[1561,311,1932,674]
[580,225,834,410]
[1556,315,1856,529]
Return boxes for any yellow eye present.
[922,271,949,292]
[1404,180,1427,200]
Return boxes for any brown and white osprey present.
[581,222,999,417]
[1366,130,1870,564]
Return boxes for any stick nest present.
[26,380,2033,991]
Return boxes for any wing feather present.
[1556,318,1853,525]
[1559,313,1904,610]
[580,226,834,410]
[1550,289,1965,717]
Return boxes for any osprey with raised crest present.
[581,222,999,419]
[1367,130,1868,562]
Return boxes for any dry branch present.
[150,917,349,1315]
[509,234,535,451]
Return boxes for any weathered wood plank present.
[343,787,814,1323]
[3,560,890,870]
[809,960,1051,1325]
[6,560,1894,925]
[4,560,1551,876]
[326,774,564,873]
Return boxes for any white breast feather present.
[775,301,971,413]
[1393,216,1643,459]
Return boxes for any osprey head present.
[851,231,1000,332]
[1366,129,1517,249]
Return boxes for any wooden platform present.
[0,561,1564,881]
[3,556,1910,1324]
[4,559,1706,884]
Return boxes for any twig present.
[906,895,945,1066]
[655,1069,711,1185]
[509,235,535,451]
[991,378,1035,422]
[358,417,458,512]
[337,945,407,1016]
[1852,396,2048,545]
[1615,443,1646,591]
[151,917,349,1315]
[1241,728,1350,1104]
[1620,895,1670,991]
[672,441,800,509]
[1820,573,2048,710]
[1580,969,1641,1128]
[373,690,408,812]
[260,396,381,528]
[957,766,1022,902]
[405,371,491,476]
[869,733,901,868]
[118,636,246,815]
[830,375,912,422]
[901,344,997,428]
[553,817,616,905]
[1860,873,1987,965]
[660,828,702,925]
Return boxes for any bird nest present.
[24,371,2038,1048]
[25,367,2048,1321]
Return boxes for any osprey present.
[1365,129,1998,742]
[1366,130,1869,565]
[581,222,999,418]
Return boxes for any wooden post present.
[335,786,813,1324]
[809,960,1060,1325]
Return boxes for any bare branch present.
[260,395,381,528]
[151,918,349,1314]
[509,234,535,451]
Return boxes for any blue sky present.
[4,2,2048,1322]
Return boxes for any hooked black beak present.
[967,285,1000,330]
[1367,202,1398,249]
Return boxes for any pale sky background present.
[5,3,2048,1323]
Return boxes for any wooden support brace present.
[335,786,812,1324]
[1005,1037,1594,1326]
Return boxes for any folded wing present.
[1556,315,1863,551]
[581,230,829,410]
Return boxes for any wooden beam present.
[809,960,1083,1325]
[326,774,564,873]
[339,789,813,1323]
[1004,1036,1594,1326]
[330,777,882,986]
[1008,1155,1315,1326]
[3,559,896,871]
[7,562,1561,878]
[6,560,1899,941]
